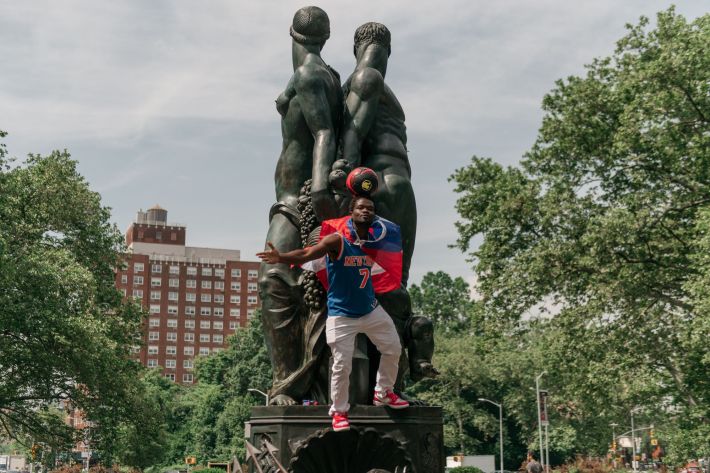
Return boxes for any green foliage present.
[447,7,710,462]
[0,132,145,454]
[410,271,475,331]
[449,467,485,473]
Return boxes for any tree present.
[449,8,709,459]
[410,271,474,331]
[0,132,144,453]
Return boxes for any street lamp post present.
[248,388,270,406]
[610,423,619,469]
[535,371,547,471]
[479,398,504,473]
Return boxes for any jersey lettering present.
[358,268,370,289]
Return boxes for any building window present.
[165,373,175,381]
[182,373,193,383]
[152,264,162,273]
[147,359,158,368]
[156,231,162,240]
[169,278,179,288]
[187,267,197,276]
[213,334,224,344]
[230,295,240,304]
[184,333,194,342]
[184,346,194,355]
[169,265,180,275]
[213,321,223,330]
[247,296,258,305]
[167,319,178,328]
[183,359,194,369]
[247,309,256,318]
[150,291,160,301]
[132,289,143,299]
[149,318,160,328]
[248,270,258,279]
[200,320,211,329]
[186,279,196,288]
[212,347,223,353]
[167,305,178,315]
[168,291,179,301]
[151,278,161,287]
[121,274,128,284]
[231,269,241,278]
[185,306,196,316]
[148,331,159,341]
[134,262,144,272]
[230,282,241,291]
[230,308,239,317]
[201,294,211,303]
[202,267,213,277]
[214,308,224,317]
[200,307,211,316]
[166,332,177,342]
[147,345,159,355]
[166,346,177,355]
[165,359,176,369]
[133,276,144,285]
[229,321,237,330]
[121,288,127,297]
[248,282,258,292]
[201,280,212,289]
[171,232,177,241]
[185,320,195,329]
[199,334,210,343]
[214,281,224,290]
[199,347,210,356]
[215,268,225,278]
[149,305,161,314]
[186,293,196,302]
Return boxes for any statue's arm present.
[294,66,339,222]
[257,234,341,265]
[342,67,384,167]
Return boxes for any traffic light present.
[650,428,655,438]
[31,444,39,461]
[612,441,617,451]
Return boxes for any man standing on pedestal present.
[258,196,409,432]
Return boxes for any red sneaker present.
[332,412,350,432]
[373,390,410,409]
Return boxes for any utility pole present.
[631,409,638,473]
[535,371,547,470]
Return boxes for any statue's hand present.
[310,187,340,222]
[270,394,298,406]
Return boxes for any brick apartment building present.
[115,205,260,384]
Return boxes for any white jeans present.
[326,305,401,415]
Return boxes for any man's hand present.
[257,242,280,264]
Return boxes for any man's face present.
[351,198,375,225]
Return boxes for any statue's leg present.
[259,211,304,405]
[406,316,438,381]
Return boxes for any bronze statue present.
[342,22,436,384]
[259,12,435,407]
[258,6,343,406]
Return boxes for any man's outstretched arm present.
[257,233,341,265]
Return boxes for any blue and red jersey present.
[326,235,378,317]
[302,216,404,317]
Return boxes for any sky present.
[1,0,706,287]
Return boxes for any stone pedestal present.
[246,405,444,473]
